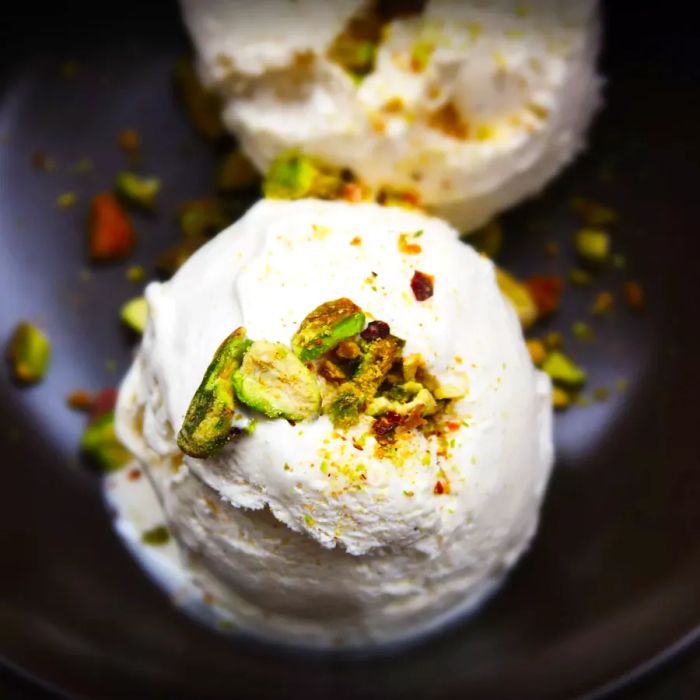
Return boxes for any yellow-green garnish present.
[542,351,587,388]
[178,198,231,239]
[496,268,538,329]
[263,151,345,201]
[575,228,610,263]
[141,525,170,546]
[292,298,365,362]
[115,172,161,209]
[7,321,51,384]
[367,382,437,417]
[233,341,321,422]
[177,328,252,458]
[81,410,132,472]
[120,296,148,334]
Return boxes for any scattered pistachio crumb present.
[591,291,614,315]
[403,490,415,497]
[616,378,629,393]
[304,514,315,527]
[569,268,593,285]
[552,386,570,410]
[56,192,78,208]
[593,387,610,402]
[575,228,610,263]
[141,525,170,546]
[126,265,146,282]
[526,338,546,366]
[612,253,627,269]
[572,321,594,342]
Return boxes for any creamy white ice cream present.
[181,0,601,232]
[116,199,553,647]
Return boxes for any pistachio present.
[7,322,51,384]
[141,525,170,546]
[81,410,131,472]
[496,267,538,329]
[542,351,587,388]
[177,328,251,458]
[575,228,610,263]
[292,298,365,361]
[178,198,231,239]
[367,385,438,418]
[115,172,161,209]
[328,335,402,429]
[263,151,345,201]
[120,296,148,334]
[233,341,321,422]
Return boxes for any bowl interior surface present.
[0,3,699,699]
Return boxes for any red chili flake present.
[434,474,451,495]
[372,411,402,439]
[434,480,445,495]
[342,183,363,203]
[127,468,142,481]
[526,275,562,316]
[359,473,367,480]
[88,193,136,261]
[89,387,118,423]
[66,389,94,411]
[401,190,421,207]
[623,281,645,310]
[446,421,461,432]
[411,270,434,301]
[351,439,364,451]
[361,320,390,341]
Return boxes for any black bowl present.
[1,2,699,698]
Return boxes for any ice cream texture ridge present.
[181,0,601,231]
[115,199,553,647]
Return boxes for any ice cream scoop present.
[181,0,601,232]
[116,199,553,647]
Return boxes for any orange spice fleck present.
[118,128,140,153]
[623,281,645,310]
[427,102,469,140]
[127,468,142,482]
[398,233,422,255]
[350,235,362,246]
[446,421,461,432]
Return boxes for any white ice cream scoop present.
[181,0,601,232]
[115,199,553,647]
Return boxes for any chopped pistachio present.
[434,383,465,400]
[173,57,225,141]
[612,253,627,269]
[178,198,230,239]
[544,331,563,349]
[7,322,51,384]
[81,410,131,472]
[177,328,251,458]
[233,341,321,421]
[328,335,402,429]
[591,291,614,315]
[115,172,161,208]
[292,298,365,361]
[569,268,593,285]
[141,525,170,546]
[263,151,346,201]
[496,267,538,329]
[572,321,593,341]
[593,387,610,402]
[120,296,148,334]
[126,265,146,282]
[318,358,348,384]
[216,150,260,192]
[56,192,78,208]
[575,228,610,263]
[469,219,502,259]
[335,339,362,360]
[542,351,587,388]
[367,385,437,417]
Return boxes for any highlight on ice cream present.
[180,0,601,231]
[113,198,554,647]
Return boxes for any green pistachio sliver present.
[292,298,366,361]
[7,321,51,384]
[177,328,251,458]
[328,335,402,429]
[233,341,321,422]
[542,351,587,388]
[120,296,148,334]
[141,525,170,546]
[81,410,132,472]
[115,172,161,208]
[263,151,320,200]
[575,228,610,263]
